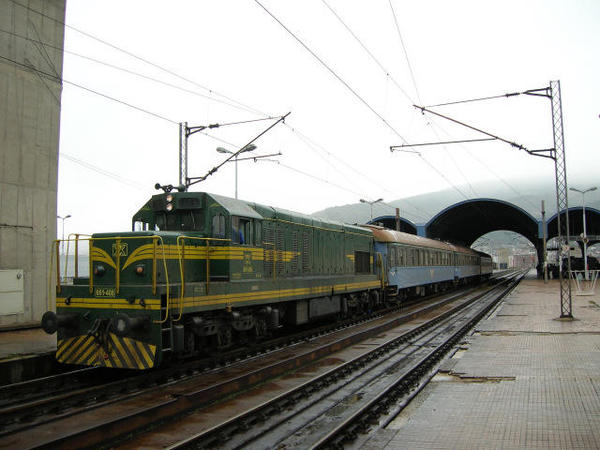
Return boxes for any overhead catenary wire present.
[426,118,542,212]
[321,0,415,105]
[1,28,264,117]
[320,1,486,211]
[289,127,432,221]
[388,0,422,106]
[11,0,433,215]
[12,0,517,225]
[254,0,410,145]
[8,0,267,119]
[0,54,179,124]
[60,153,146,191]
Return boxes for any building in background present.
[0,1,66,328]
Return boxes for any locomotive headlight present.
[166,194,173,202]
[135,264,145,276]
[111,313,149,337]
[93,264,106,276]
[166,202,174,212]
[112,314,130,336]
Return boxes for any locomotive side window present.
[232,217,253,245]
[255,222,262,247]
[354,251,370,274]
[133,221,150,231]
[244,220,253,245]
[212,213,226,238]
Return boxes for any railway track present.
[167,271,523,449]
[0,286,452,439]
[0,276,517,449]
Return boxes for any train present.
[41,191,492,370]
[547,255,600,279]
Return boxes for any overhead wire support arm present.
[414,105,527,151]
[412,104,556,160]
[424,87,550,108]
[390,137,496,151]
[186,112,291,187]
[178,116,284,188]
[407,81,572,318]
[186,123,220,138]
[233,152,283,162]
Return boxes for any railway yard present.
[2,2,599,449]
[3,270,600,449]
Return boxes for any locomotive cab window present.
[155,210,203,231]
[232,217,252,245]
[212,213,226,238]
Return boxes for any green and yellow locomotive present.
[42,191,382,369]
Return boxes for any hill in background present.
[313,175,600,227]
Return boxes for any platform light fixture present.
[216,144,257,199]
[360,198,383,221]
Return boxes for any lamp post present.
[569,186,597,280]
[360,198,383,221]
[57,214,71,280]
[57,214,71,251]
[216,144,257,199]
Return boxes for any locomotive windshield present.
[155,210,204,231]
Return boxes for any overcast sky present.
[56,0,600,237]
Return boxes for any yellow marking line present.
[56,280,380,309]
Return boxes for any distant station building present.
[0,1,66,328]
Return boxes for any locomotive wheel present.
[254,317,268,338]
[217,325,233,348]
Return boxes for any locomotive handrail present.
[48,241,60,309]
[64,233,92,279]
[175,236,231,322]
[50,235,172,324]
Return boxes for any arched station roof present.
[365,200,600,251]
[425,198,539,247]
[547,207,600,242]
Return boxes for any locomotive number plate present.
[95,287,116,297]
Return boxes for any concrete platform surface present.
[370,271,600,449]
[0,327,56,361]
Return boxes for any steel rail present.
[312,272,524,449]
[1,282,490,448]
[0,367,100,408]
[166,276,520,449]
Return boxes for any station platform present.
[371,271,600,449]
[0,327,57,385]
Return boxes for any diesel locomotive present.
[42,191,491,370]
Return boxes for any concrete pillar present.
[0,1,66,327]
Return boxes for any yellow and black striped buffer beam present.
[56,333,157,370]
